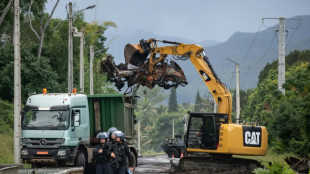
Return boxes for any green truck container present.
[87,94,135,141]
[20,93,137,172]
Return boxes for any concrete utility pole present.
[172,118,175,138]
[90,45,94,95]
[138,119,141,155]
[183,116,187,135]
[262,17,301,95]
[236,63,240,123]
[74,29,84,93]
[68,2,73,93]
[13,0,21,165]
[227,57,240,124]
[278,17,286,94]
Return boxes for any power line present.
[286,20,302,47]
[241,64,251,89]
[49,5,67,32]
[254,32,276,66]
[241,31,276,89]
[240,21,263,64]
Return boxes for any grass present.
[0,133,14,164]
[0,133,31,168]
[235,149,295,167]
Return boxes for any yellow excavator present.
[101,38,268,173]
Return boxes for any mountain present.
[105,15,310,103]
[205,15,310,88]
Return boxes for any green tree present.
[168,87,178,112]
[194,90,203,112]
[0,44,63,102]
[0,99,14,133]
[243,58,310,156]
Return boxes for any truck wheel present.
[127,151,137,171]
[75,150,86,169]
[167,149,172,158]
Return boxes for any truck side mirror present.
[74,112,80,127]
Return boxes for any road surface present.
[135,155,179,174]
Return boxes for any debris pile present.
[101,41,188,91]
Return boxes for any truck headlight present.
[57,150,66,156]
[21,149,28,156]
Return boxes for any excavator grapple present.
[101,43,188,91]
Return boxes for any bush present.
[0,133,14,164]
[267,163,295,174]
[253,163,295,174]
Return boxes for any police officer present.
[108,127,118,144]
[110,131,133,174]
[94,132,112,174]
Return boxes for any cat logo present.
[199,70,211,82]
[242,126,262,147]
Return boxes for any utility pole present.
[90,45,94,95]
[183,115,187,136]
[236,63,240,123]
[138,119,141,155]
[68,2,73,93]
[262,17,301,95]
[13,0,21,165]
[213,98,217,113]
[227,57,240,124]
[278,17,286,94]
[74,29,84,93]
[172,118,174,138]
[71,4,96,93]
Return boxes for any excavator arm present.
[142,39,232,122]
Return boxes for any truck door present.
[71,108,89,144]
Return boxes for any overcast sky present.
[47,0,310,42]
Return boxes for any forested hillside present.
[242,50,310,156]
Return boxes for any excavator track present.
[176,155,261,174]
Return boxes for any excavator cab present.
[186,112,228,151]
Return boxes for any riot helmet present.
[108,127,118,136]
[96,132,109,142]
[112,130,125,141]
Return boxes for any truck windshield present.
[22,110,69,130]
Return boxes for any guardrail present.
[0,165,19,174]
[18,167,83,174]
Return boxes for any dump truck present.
[20,90,137,172]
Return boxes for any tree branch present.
[39,1,44,33]
[0,0,13,27]
[28,0,40,40]
[43,0,60,32]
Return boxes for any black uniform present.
[93,142,112,174]
[111,142,133,174]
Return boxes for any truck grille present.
[22,138,65,149]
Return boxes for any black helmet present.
[112,131,125,141]
[108,127,118,136]
[96,132,109,140]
